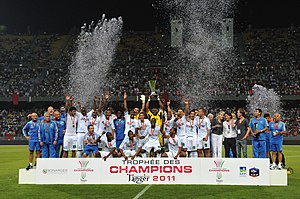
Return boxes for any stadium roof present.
[0,0,299,34]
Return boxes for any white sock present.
[29,162,33,166]
[192,151,198,158]
[142,153,147,158]
[77,151,82,158]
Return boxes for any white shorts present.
[76,133,85,151]
[178,136,187,149]
[100,151,113,158]
[166,150,178,158]
[197,136,210,150]
[137,137,148,148]
[142,140,161,153]
[123,149,136,157]
[186,136,197,151]
[63,135,77,151]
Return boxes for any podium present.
[270,170,287,186]
[18,158,288,186]
[19,168,36,184]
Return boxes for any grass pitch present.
[0,145,299,199]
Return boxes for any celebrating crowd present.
[23,92,287,171]
[1,27,300,97]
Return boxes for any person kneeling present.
[119,130,138,160]
[161,127,184,159]
[97,132,117,161]
[83,125,100,158]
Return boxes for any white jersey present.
[163,118,175,136]
[124,112,137,135]
[77,112,90,133]
[88,115,101,133]
[223,120,237,138]
[164,111,175,121]
[98,114,115,134]
[136,119,151,137]
[185,118,198,137]
[167,135,181,153]
[197,116,211,139]
[175,116,187,137]
[65,113,79,136]
[148,124,161,142]
[119,136,138,151]
[100,136,116,152]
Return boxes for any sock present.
[77,151,82,158]
[142,153,147,158]
[29,162,33,166]
[192,151,198,158]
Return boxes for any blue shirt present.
[249,117,268,141]
[269,121,285,142]
[53,119,66,140]
[23,120,39,141]
[38,121,58,144]
[84,132,100,146]
[114,118,126,140]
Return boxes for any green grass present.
[0,145,299,199]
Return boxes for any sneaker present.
[270,164,277,170]
[26,164,33,170]
[278,163,283,170]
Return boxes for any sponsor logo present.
[249,167,259,178]
[127,174,150,184]
[239,166,247,177]
[74,160,94,182]
[42,168,68,175]
[209,160,230,183]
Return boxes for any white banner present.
[101,158,200,184]
[36,158,101,184]
[199,158,270,185]
[36,158,270,185]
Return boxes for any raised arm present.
[157,95,164,110]
[77,101,82,111]
[140,96,146,113]
[123,91,128,112]
[166,100,171,113]
[98,96,103,115]
[65,95,70,111]
[146,96,151,113]
[184,99,189,116]
[93,96,97,111]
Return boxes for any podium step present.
[19,168,36,184]
[270,169,288,186]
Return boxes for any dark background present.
[0,0,299,34]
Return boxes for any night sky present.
[0,0,299,34]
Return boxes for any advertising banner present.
[36,158,101,184]
[36,158,270,185]
[199,158,270,185]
